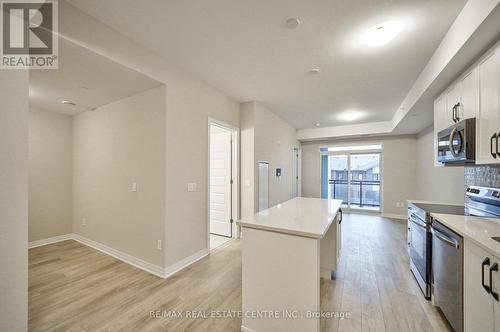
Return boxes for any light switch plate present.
[187,182,197,192]
[131,182,137,192]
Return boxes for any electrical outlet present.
[187,182,197,192]
[82,217,86,226]
[157,240,162,250]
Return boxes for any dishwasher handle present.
[431,227,460,249]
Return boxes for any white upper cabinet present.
[477,49,500,165]
[446,82,461,125]
[433,42,500,167]
[460,68,479,121]
[434,94,447,166]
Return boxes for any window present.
[321,144,382,153]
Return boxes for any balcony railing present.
[328,179,381,208]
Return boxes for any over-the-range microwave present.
[437,118,475,164]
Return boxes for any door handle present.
[483,257,491,293]
[492,133,498,159]
[490,263,499,301]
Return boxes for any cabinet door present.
[464,240,494,332]
[434,95,446,166]
[477,50,500,165]
[493,256,500,332]
[447,83,461,125]
[460,69,478,120]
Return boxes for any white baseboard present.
[382,213,407,220]
[72,233,165,278]
[163,248,209,279]
[28,234,73,249]
[29,233,210,280]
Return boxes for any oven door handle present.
[430,227,459,249]
[409,216,426,229]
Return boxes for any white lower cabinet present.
[464,239,498,331]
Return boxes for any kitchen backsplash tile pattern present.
[465,165,500,188]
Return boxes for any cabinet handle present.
[482,257,491,293]
[338,208,343,224]
[455,102,461,122]
[497,132,500,158]
[490,263,499,301]
[492,133,498,159]
[452,105,457,123]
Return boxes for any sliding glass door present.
[349,153,380,210]
[321,148,381,211]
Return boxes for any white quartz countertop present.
[431,213,500,256]
[237,197,343,239]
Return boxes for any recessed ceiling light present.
[286,17,300,29]
[310,68,320,74]
[315,123,321,127]
[360,21,402,47]
[61,100,76,106]
[337,110,365,122]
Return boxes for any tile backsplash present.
[465,165,500,188]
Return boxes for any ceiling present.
[66,0,466,129]
[29,38,162,115]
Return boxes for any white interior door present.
[210,125,232,237]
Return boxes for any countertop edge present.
[237,221,325,239]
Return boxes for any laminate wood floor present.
[29,213,451,332]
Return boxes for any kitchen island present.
[237,197,343,332]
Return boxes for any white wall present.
[301,136,418,217]
[29,108,72,242]
[240,102,256,219]
[0,70,29,332]
[59,2,240,268]
[72,86,166,267]
[240,102,300,218]
[416,126,465,204]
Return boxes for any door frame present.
[319,144,383,213]
[292,146,301,198]
[207,118,240,251]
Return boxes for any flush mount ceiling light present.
[310,68,320,74]
[315,123,321,127]
[360,21,402,47]
[61,100,76,106]
[337,110,365,122]
[286,17,300,29]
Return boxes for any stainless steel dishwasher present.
[431,219,463,332]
